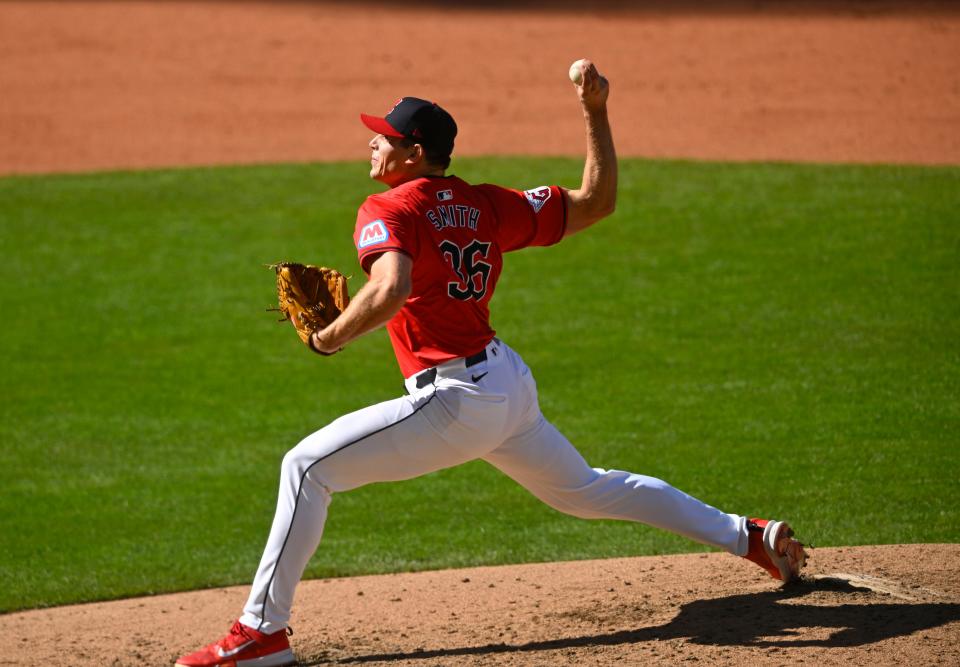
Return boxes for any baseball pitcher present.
[176,59,807,667]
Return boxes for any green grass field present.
[0,158,957,613]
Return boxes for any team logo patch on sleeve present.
[523,186,551,213]
[358,219,389,248]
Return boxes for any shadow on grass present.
[308,578,960,664]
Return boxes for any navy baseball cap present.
[360,97,457,156]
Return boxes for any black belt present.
[415,348,488,389]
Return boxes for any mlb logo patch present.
[523,186,551,213]
[436,189,454,202]
[358,219,389,248]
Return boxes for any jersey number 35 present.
[439,240,493,301]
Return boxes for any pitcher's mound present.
[4,544,959,666]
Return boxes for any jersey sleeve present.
[477,184,568,252]
[354,196,418,273]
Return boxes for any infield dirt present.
[1,1,959,174]
[1,2,958,665]
[4,546,959,666]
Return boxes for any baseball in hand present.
[568,59,586,85]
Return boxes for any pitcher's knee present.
[281,443,310,479]
[594,468,672,497]
[280,433,337,486]
[548,469,670,520]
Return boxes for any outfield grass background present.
[1,158,957,613]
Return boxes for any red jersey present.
[353,175,567,377]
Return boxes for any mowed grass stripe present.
[0,159,957,612]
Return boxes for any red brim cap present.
[360,113,404,138]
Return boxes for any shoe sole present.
[762,520,807,583]
[238,649,297,667]
[174,647,296,667]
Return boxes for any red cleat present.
[744,518,808,583]
[175,620,296,667]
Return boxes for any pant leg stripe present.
[255,389,437,630]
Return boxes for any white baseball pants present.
[240,339,750,633]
